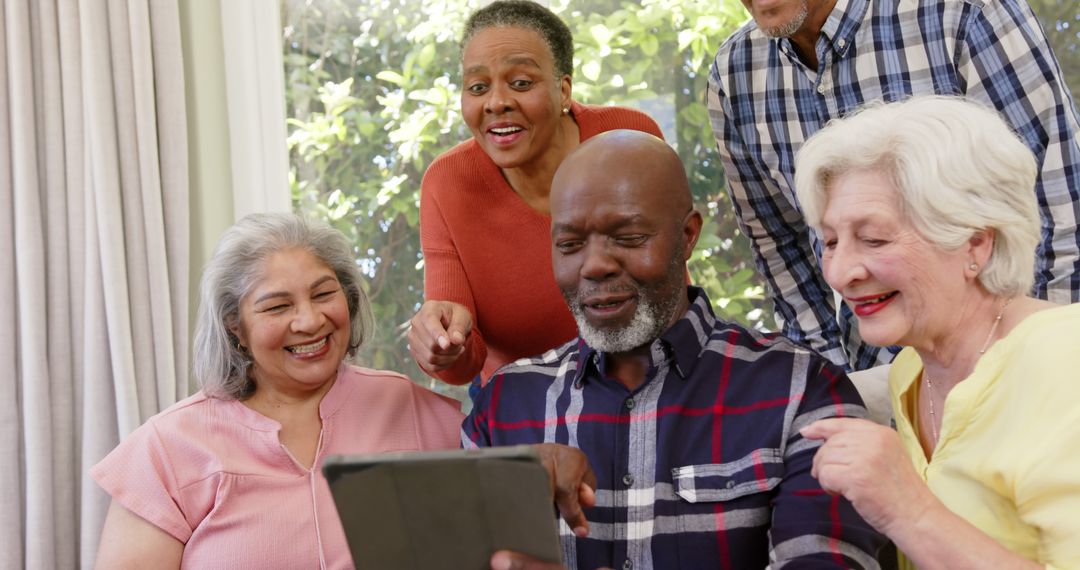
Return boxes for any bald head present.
[552,129,693,218]
[549,129,703,358]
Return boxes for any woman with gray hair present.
[794,96,1080,568]
[91,213,463,568]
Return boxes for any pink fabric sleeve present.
[89,422,194,543]
[408,382,466,449]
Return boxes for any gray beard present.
[762,0,809,38]
[568,287,681,354]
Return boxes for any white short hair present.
[794,95,1039,297]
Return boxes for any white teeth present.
[490,126,522,135]
[288,337,327,354]
[858,293,895,305]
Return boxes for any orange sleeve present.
[418,156,488,385]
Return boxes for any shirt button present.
[625,398,635,410]
[837,38,846,48]
[623,560,633,570]
[725,480,735,489]
[623,473,634,486]
[817,83,826,94]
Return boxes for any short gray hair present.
[193,213,372,400]
[794,95,1040,297]
[461,0,574,78]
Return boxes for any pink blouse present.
[91,364,464,569]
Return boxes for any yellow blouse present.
[890,303,1080,570]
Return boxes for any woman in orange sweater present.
[408,0,663,386]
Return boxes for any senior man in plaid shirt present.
[465,130,885,570]
[708,0,1080,372]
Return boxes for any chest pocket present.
[672,447,784,503]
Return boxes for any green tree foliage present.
[282,0,764,400]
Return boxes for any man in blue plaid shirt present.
[708,0,1080,371]
[466,130,884,570]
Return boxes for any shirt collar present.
[776,0,866,61]
[226,362,351,431]
[825,0,868,56]
[572,286,718,387]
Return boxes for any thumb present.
[445,306,473,345]
[799,418,849,440]
[490,550,520,570]
[491,550,563,570]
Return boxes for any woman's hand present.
[408,300,474,372]
[802,418,1045,569]
[800,418,935,535]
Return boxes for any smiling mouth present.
[853,291,898,306]
[488,126,523,135]
[286,335,329,354]
[581,293,638,319]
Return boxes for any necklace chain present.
[924,296,1013,445]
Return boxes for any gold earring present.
[562,107,570,115]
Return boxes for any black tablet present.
[323,445,563,569]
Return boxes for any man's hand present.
[491,551,613,570]
[490,550,565,570]
[534,443,597,538]
[408,300,474,372]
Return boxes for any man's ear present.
[682,210,704,261]
[560,75,572,111]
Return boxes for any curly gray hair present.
[461,0,574,78]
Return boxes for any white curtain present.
[0,0,189,567]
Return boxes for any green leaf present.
[418,42,436,68]
[641,34,659,56]
[375,70,405,86]
[677,29,696,51]
[582,60,601,82]
[678,102,709,127]
[590,23,612,45]
[408,88,448,106]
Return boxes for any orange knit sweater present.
[419,102,664,385]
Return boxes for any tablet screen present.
[323,446,562,569]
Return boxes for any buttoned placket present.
[621,340,673,570]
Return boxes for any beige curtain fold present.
[0,0,189,567]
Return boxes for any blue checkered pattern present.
[463,288,885,569]
[708,0,1080,370]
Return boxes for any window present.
[282,0,764,403]
[281,0,1080,403]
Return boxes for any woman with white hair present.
[91,213,463,568]
[794,96,1080,568]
